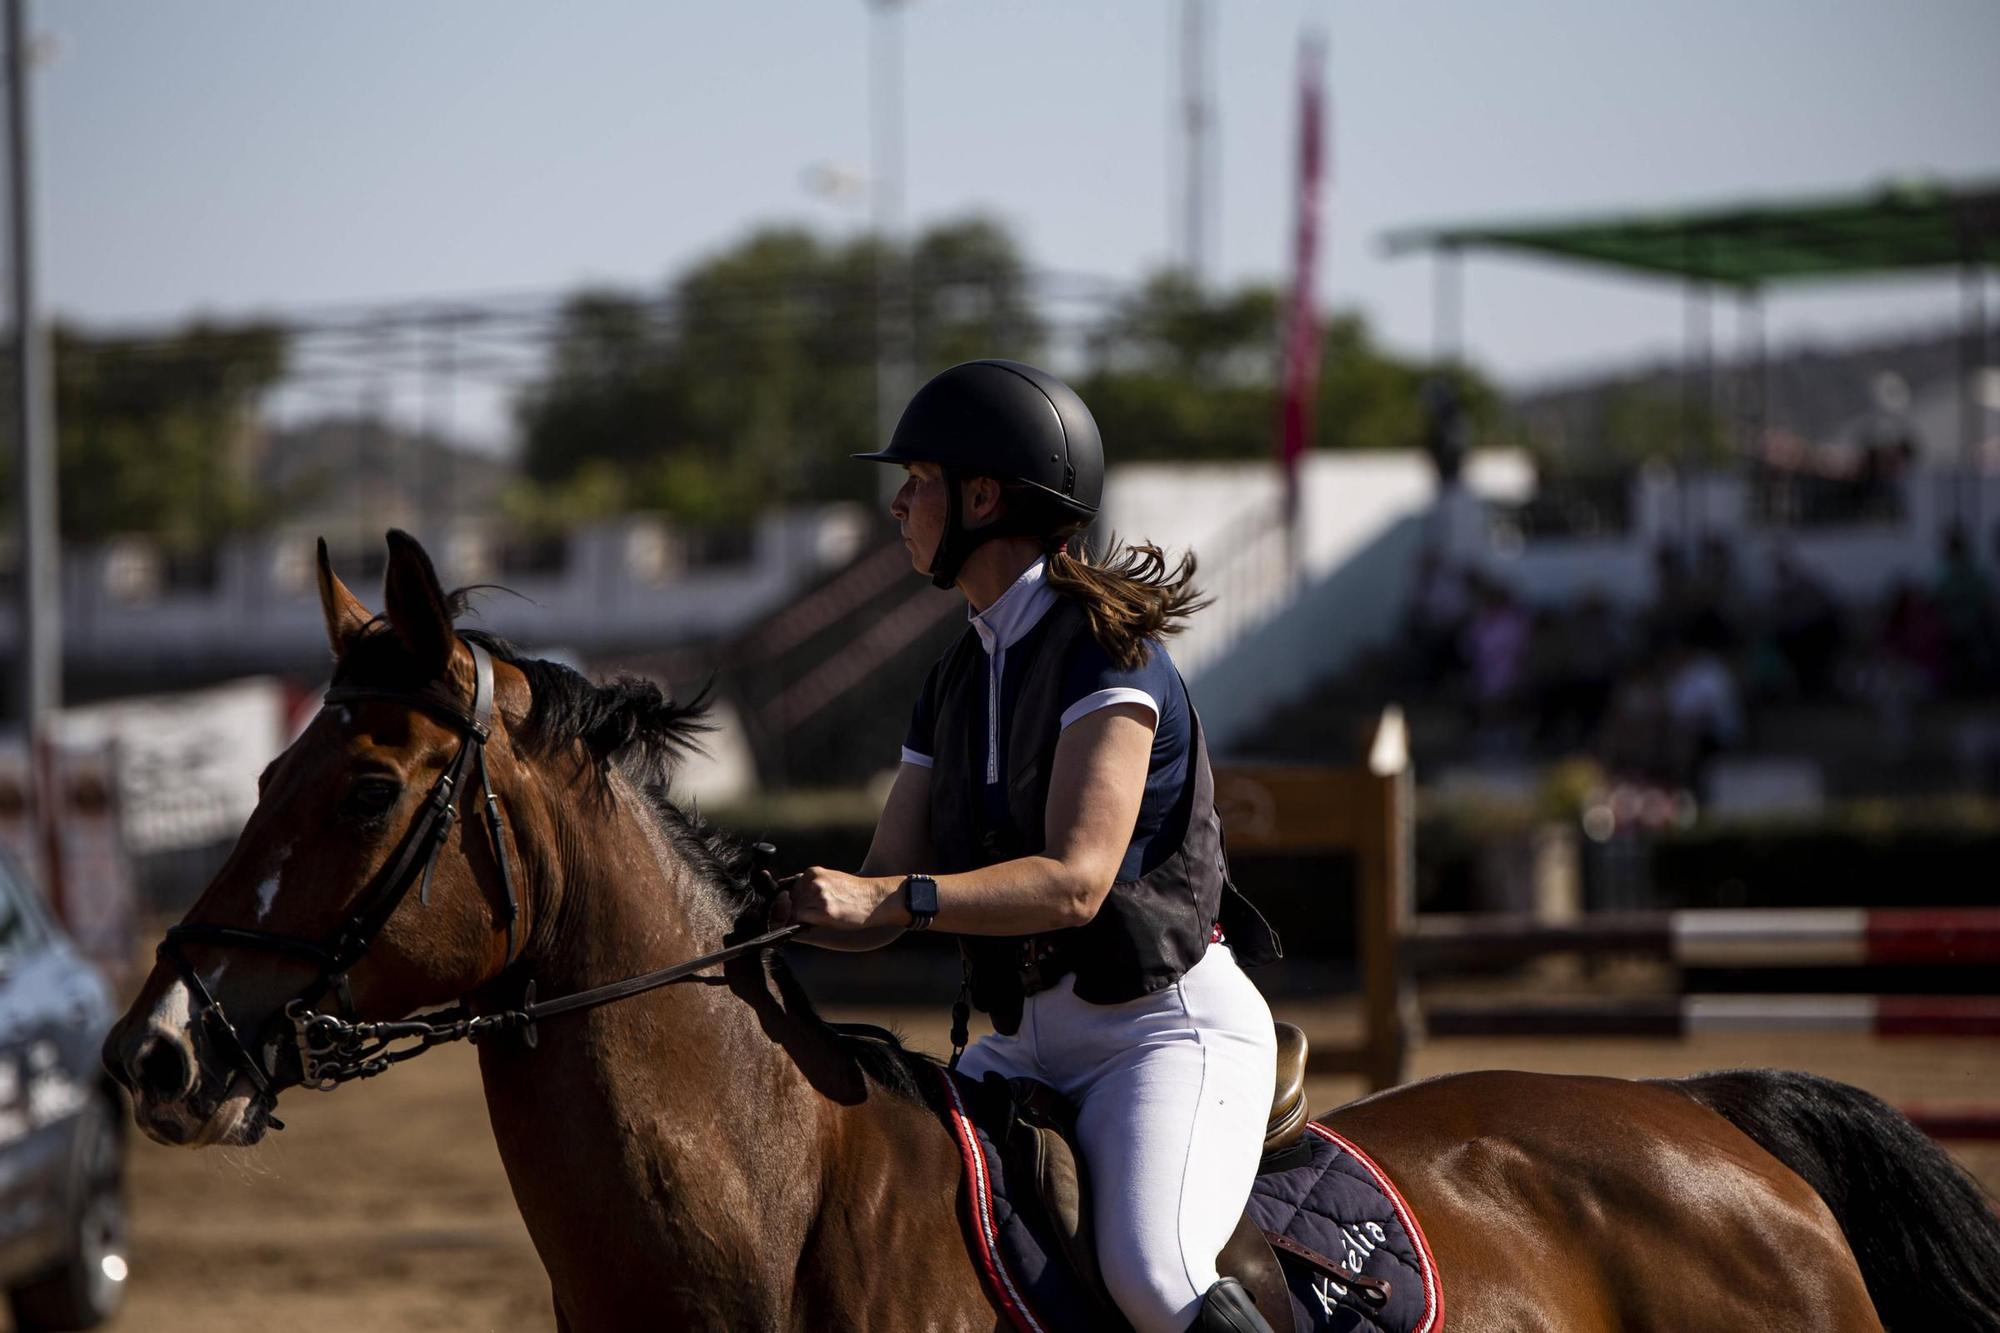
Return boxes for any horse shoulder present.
[796,1091,998,1332]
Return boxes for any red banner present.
[1278,29,1327,521]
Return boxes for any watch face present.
[907,875,939,915]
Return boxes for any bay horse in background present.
[103,532,2000,1331]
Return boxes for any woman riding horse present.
[101,505,2000,1329]
[770,359,1286,1333]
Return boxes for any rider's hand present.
[770,868,905,931]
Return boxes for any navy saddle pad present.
[1246,1122,1442,1333]
[934,1067,1443,1333]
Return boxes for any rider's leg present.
[1046,945,1278,1333]
[952,1017,1039,1085]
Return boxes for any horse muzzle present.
[104,998,283,1148]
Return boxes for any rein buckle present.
[287,999,347,1092]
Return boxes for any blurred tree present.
[514,233,1506,524]
[1077,273,1499,462]
[1317,312,1499,455]
[519,292,675,478]
[1074,273,1281,462]
[42,321,287,544]
[911,218,1044,369]
[514,217,1043,525]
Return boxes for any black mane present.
[418,620,935,1104]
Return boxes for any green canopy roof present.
[1383,177,2000,289]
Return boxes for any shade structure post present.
[1679,271,1713,544]
[1736,289,1764,465]
[1432,243,1462,369]
[1961,245,1986,537]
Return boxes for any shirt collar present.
[970,556,1056,655]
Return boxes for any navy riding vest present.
[923,596,1282,1034]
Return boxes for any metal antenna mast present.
[1178,0,1212,285]
[7,0,62,915]
[870,0,913,470]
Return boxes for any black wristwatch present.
[902,874,939,931]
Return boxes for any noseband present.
[157,642,800,1122]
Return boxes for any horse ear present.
[316,538,371,658]
[381,529,455,678]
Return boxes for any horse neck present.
[472,768,975,1327]
[478,765,803,1163]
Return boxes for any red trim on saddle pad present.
[937,1068,1048,1333]
[1305,1122,1445,1333]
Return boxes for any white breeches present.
[956,944,1278,1333]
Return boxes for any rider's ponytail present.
[1043,535,1208,671]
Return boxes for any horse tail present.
[1669,1068,2000,1333]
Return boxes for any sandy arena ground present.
[73,1000,2000,1333]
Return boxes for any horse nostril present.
[133,1035,195,1103]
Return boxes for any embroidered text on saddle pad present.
[1245,1123,1443,1333]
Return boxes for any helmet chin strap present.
[927,469,1045,589]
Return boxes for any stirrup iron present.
[1187,1277,1276,1333]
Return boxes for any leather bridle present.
[157,642,801,1125]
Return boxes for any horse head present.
[103,531,562,1147]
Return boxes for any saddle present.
[982,1021,1313,1333]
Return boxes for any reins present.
[158,641,805,1116]
[289,922,806,1088]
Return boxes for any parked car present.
[0,848,126,1331]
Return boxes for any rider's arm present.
[778,703,1154,937]
[797,760,936,952]
[924,701,1153,934]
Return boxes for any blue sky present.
[31,0,2000,431]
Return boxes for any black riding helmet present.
[854,359,1105,589]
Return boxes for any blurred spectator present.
[1372,519,1992,783]
[1599,660,1672,783]
[1403,546,1469,688]
[1852,439,1916,521]
[1689,536,1745,650]
[1646,541,1702,652]
[1856,579,1949,760]
[1933,526,1999,696]
[1524,605,1570,740]
[1853,371,1920,521]
[1737,600,1793,704]
[1461,575,1530,730]
[1419,378,1468,486]
[1663,634,1743,792]
[1879,580,1948,693]
[1532,592,1619,748]
[1769,549,1843,699]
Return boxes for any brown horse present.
[105,533,2000,1332]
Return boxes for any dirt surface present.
[77,1001,2000,1333]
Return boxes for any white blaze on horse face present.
[253,842,294,925]
[148,977,192,1037]
[146,962,227,1045]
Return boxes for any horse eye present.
[344,777,403,819]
